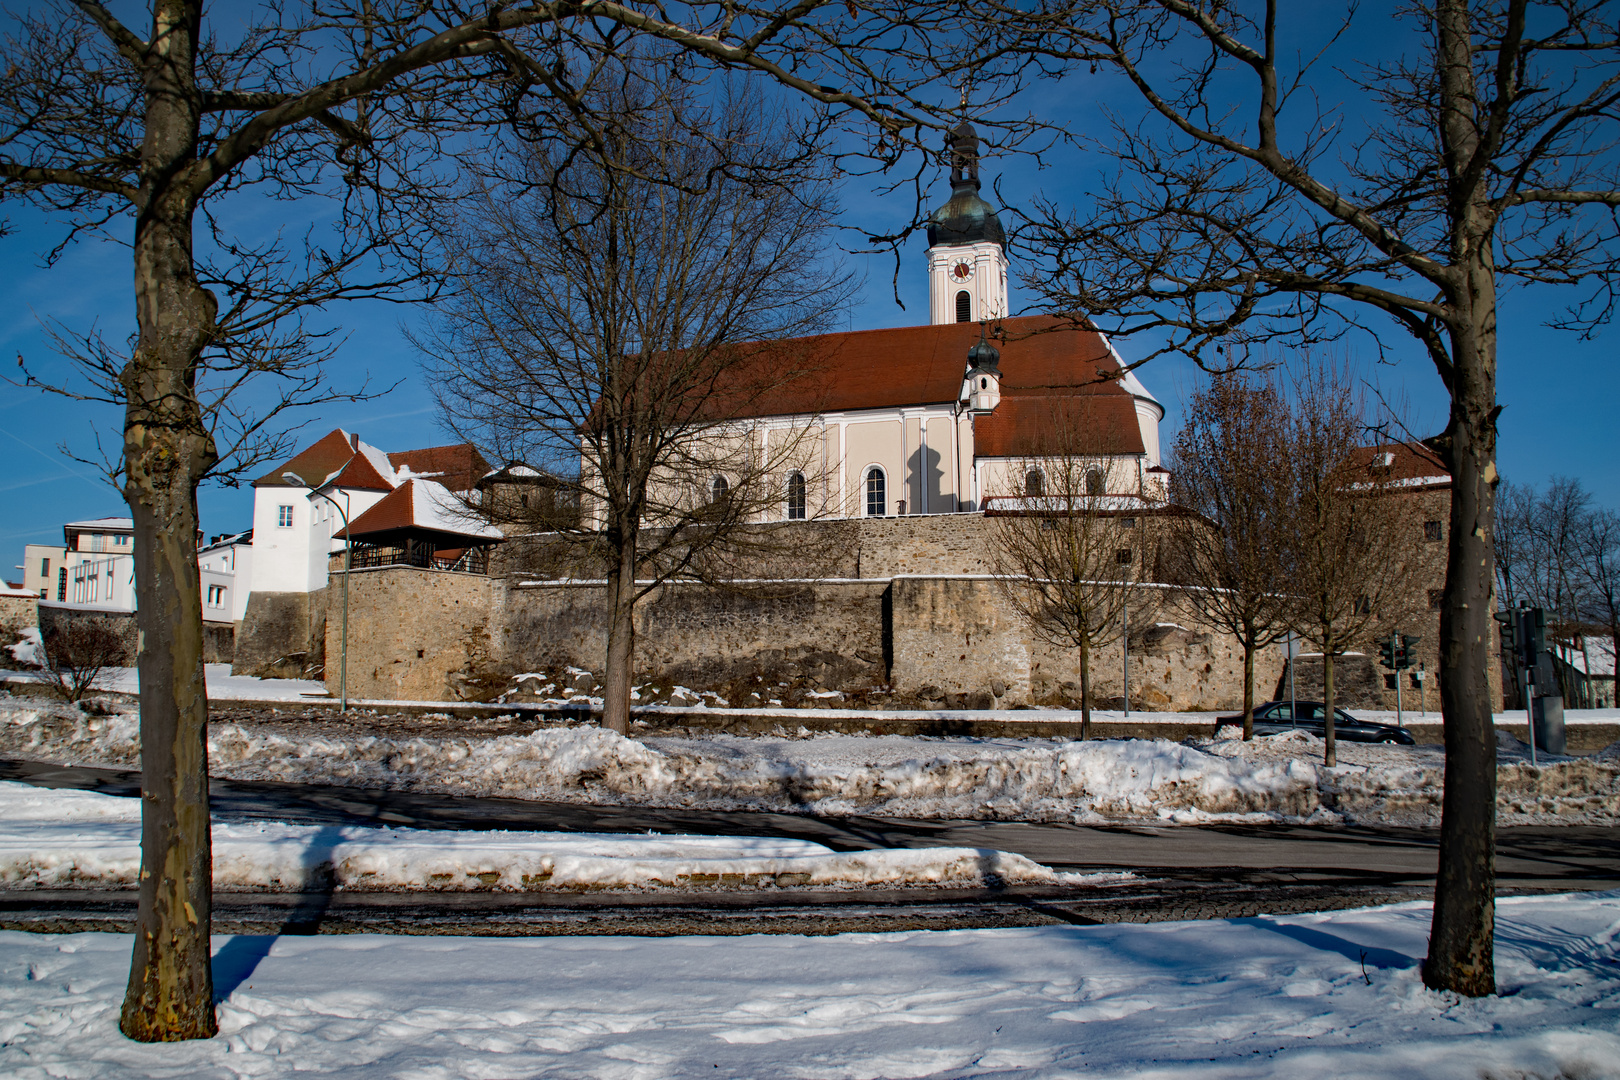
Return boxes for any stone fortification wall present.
[315,498,1491,711]
[505,580,889,691]
[34,605,234,667]
[326,568,502,702]
[890,577,1289,711]
[0,594,38,655]
[233,588,326,676]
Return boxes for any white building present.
[18,518,138,611]
[198,530,254,624]
[631,121,1166,524]
[244,432,490,598]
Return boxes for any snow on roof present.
[354,438,399,489]
[982,494,1176,515]
[62,517,133,531]
[411,479,504,539]
[0,585,38,599]
[338,478,505,542]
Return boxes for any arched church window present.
[955,291,971,322]
[710,475,729,504]
[786,472,807,520]
[865,467,886,517]
[1085,467,1105,496]
[1025,469,1044,497]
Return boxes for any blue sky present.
[3,2,1617,579]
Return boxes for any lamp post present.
[284,471,352,713]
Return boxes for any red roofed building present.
[233,431,490,673]
[642,124,1165,522]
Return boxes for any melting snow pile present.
[3,702,1617,825]
[4,629,44,669]
[0,782,1086,892]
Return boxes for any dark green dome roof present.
[927,121,1005,248]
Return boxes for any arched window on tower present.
[786,472,807,520]
[1024,469,1045,497]
[955,291,971,322]
[865,467,887,517]
[1085,467,1106,496]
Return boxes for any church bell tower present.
[927,122,1009,326]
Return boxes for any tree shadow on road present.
[212,824,348,1003]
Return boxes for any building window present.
[955,291,971,322]
[1424,520,1442,542]
[114,534,130,547]
[57,567,66,601]
[206,584,226,608]
[1429,588,1445,610]
[710,475,729,504]
[1116,548,1133,565]
[1354,594,1372,615]
[39,557,49,577]
[277,504,294,528]
[786,472,807,520]
[865,467,887,517]
[1085,467,1106,496]
[1024,469,1044,497]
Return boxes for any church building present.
[702,121,1168,521]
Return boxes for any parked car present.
[1214,700,1416,744]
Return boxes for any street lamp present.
[283,471,352,713]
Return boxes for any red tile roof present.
[390,444,490,493]
[1351,440,1451,485]
[724,315,1136,418]
[974,392,1146,458]
[336,479,504,543]
[257,431,489,493]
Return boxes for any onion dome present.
[966,324,1001,374]
[927,121,1006,248]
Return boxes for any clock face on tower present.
[951,259,974,281]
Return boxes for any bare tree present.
[989,400,1164,737]
[1576,508,1620,697]
[420,80,857,734]
[1282,366,1425,768]
[41,618,128,704]
[0,0,1046,1041]
[999,0,1620,998]
[1166,372,1292,739]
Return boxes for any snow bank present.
[4,704,1617,825]
[0,782,1085,892]
[4,628,44,669]
[3,892,1619,1078]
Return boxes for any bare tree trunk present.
[118,0,220,1042]
[1241,630,1257,741]
[1426,298,1499,998]
[600,525,637,736]
[1078,640,1091,741]
[1322,651,1337,768]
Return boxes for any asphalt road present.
[5,757,1616,893]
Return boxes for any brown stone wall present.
[0,594,39,654]
[889,576,1288,711]
[326,568,502,701]
[233,588,327,676]
[506,579,890,690]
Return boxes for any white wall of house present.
[198,534,254,622]
[248,485,386,595]
[19,544,67,601]
[65,553,136,610]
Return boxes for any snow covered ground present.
[0,782,1089,892]
[2,891,1617,1079]
[1,663,327,701]
[3,698,1616,826]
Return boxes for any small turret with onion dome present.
[963,324,1002,414]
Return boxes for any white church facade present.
[670,120,1167,524]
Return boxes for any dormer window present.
[955,291,971,322]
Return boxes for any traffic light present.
[1378,635,1397,670]
[1398,634,1421,670]
[1494,610,1516,661]
[1528,607,1547,661]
